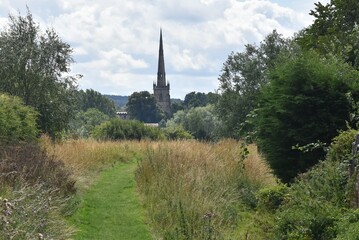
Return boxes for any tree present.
[0,9,78,138]
[256,52,359,182]
[126,91,163,123]
[217,30,293,138]
[68,108,110,138]
[77,89,117,117]
[183,91,219,109]
[298,1,359,68]
[166,105,222,141]
[0,94,38,144]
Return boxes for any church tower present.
[153,29,171,116]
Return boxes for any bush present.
[257,184,288,212]
[327,128,358,163]
[0,94,38,144]
[92,118,164,141]
[163,125,193,140]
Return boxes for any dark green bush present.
[92,118,165,141]
[256,52,356,182]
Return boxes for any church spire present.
[157,29,166,87]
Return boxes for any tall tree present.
[126,91,163,123]
[298,0,359,68]
[217,30,292,138]
[256,52,359,182]
[77,89,117,117]
[0,9,78,138]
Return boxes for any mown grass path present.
[70,162,153,240]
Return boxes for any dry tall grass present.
[44,137,276,239]
[41,136,150,189]
[135,139,276,239]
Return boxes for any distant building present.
[116,111,128,119]
[153,29,171,116]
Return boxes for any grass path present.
[70,162,153,240]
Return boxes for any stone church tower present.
[153,29,171,115]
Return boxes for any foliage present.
[327,128,358,163]
[77,89,117,117]
[103,94,128,109]
[92,118,164,141]
[297,0,359,68]
[126,91,163,123]
[166,105,222,141]
[256,184,288,212]
[183,91,219,109]
[0,9,78,138]
[217,30,293,139]
[256,52,357,182]
[163,125,193,140]
[271,128,359,239]
[68,108,110,138]
[0,94,38,144]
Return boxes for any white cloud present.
[0,0,326,98]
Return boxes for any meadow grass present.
[135,139,277,239]
[46,138,276,239]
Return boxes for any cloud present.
[0,0,327,98]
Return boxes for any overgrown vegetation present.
[0,143,76,239]
[135,140,276,239]
[92,118,165,141]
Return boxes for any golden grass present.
[42,136,276,238]
[41,136,150,189]
[135,139,277,239]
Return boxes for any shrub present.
[92,118,165,141]
[257,184,289,212]
[327,128,358,163]
[0,93,38,144]
[163,125,193,140]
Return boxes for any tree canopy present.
[126,91,163,123]
[256,52,359,182]
[217,30,292,138]
[0,9,78,138]
[77,89,117,117]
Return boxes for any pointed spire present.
[157,28,166,87]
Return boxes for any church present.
[153,29,171,116]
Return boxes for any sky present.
[0,0,329,99]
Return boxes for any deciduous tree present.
[0,9,78,138]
